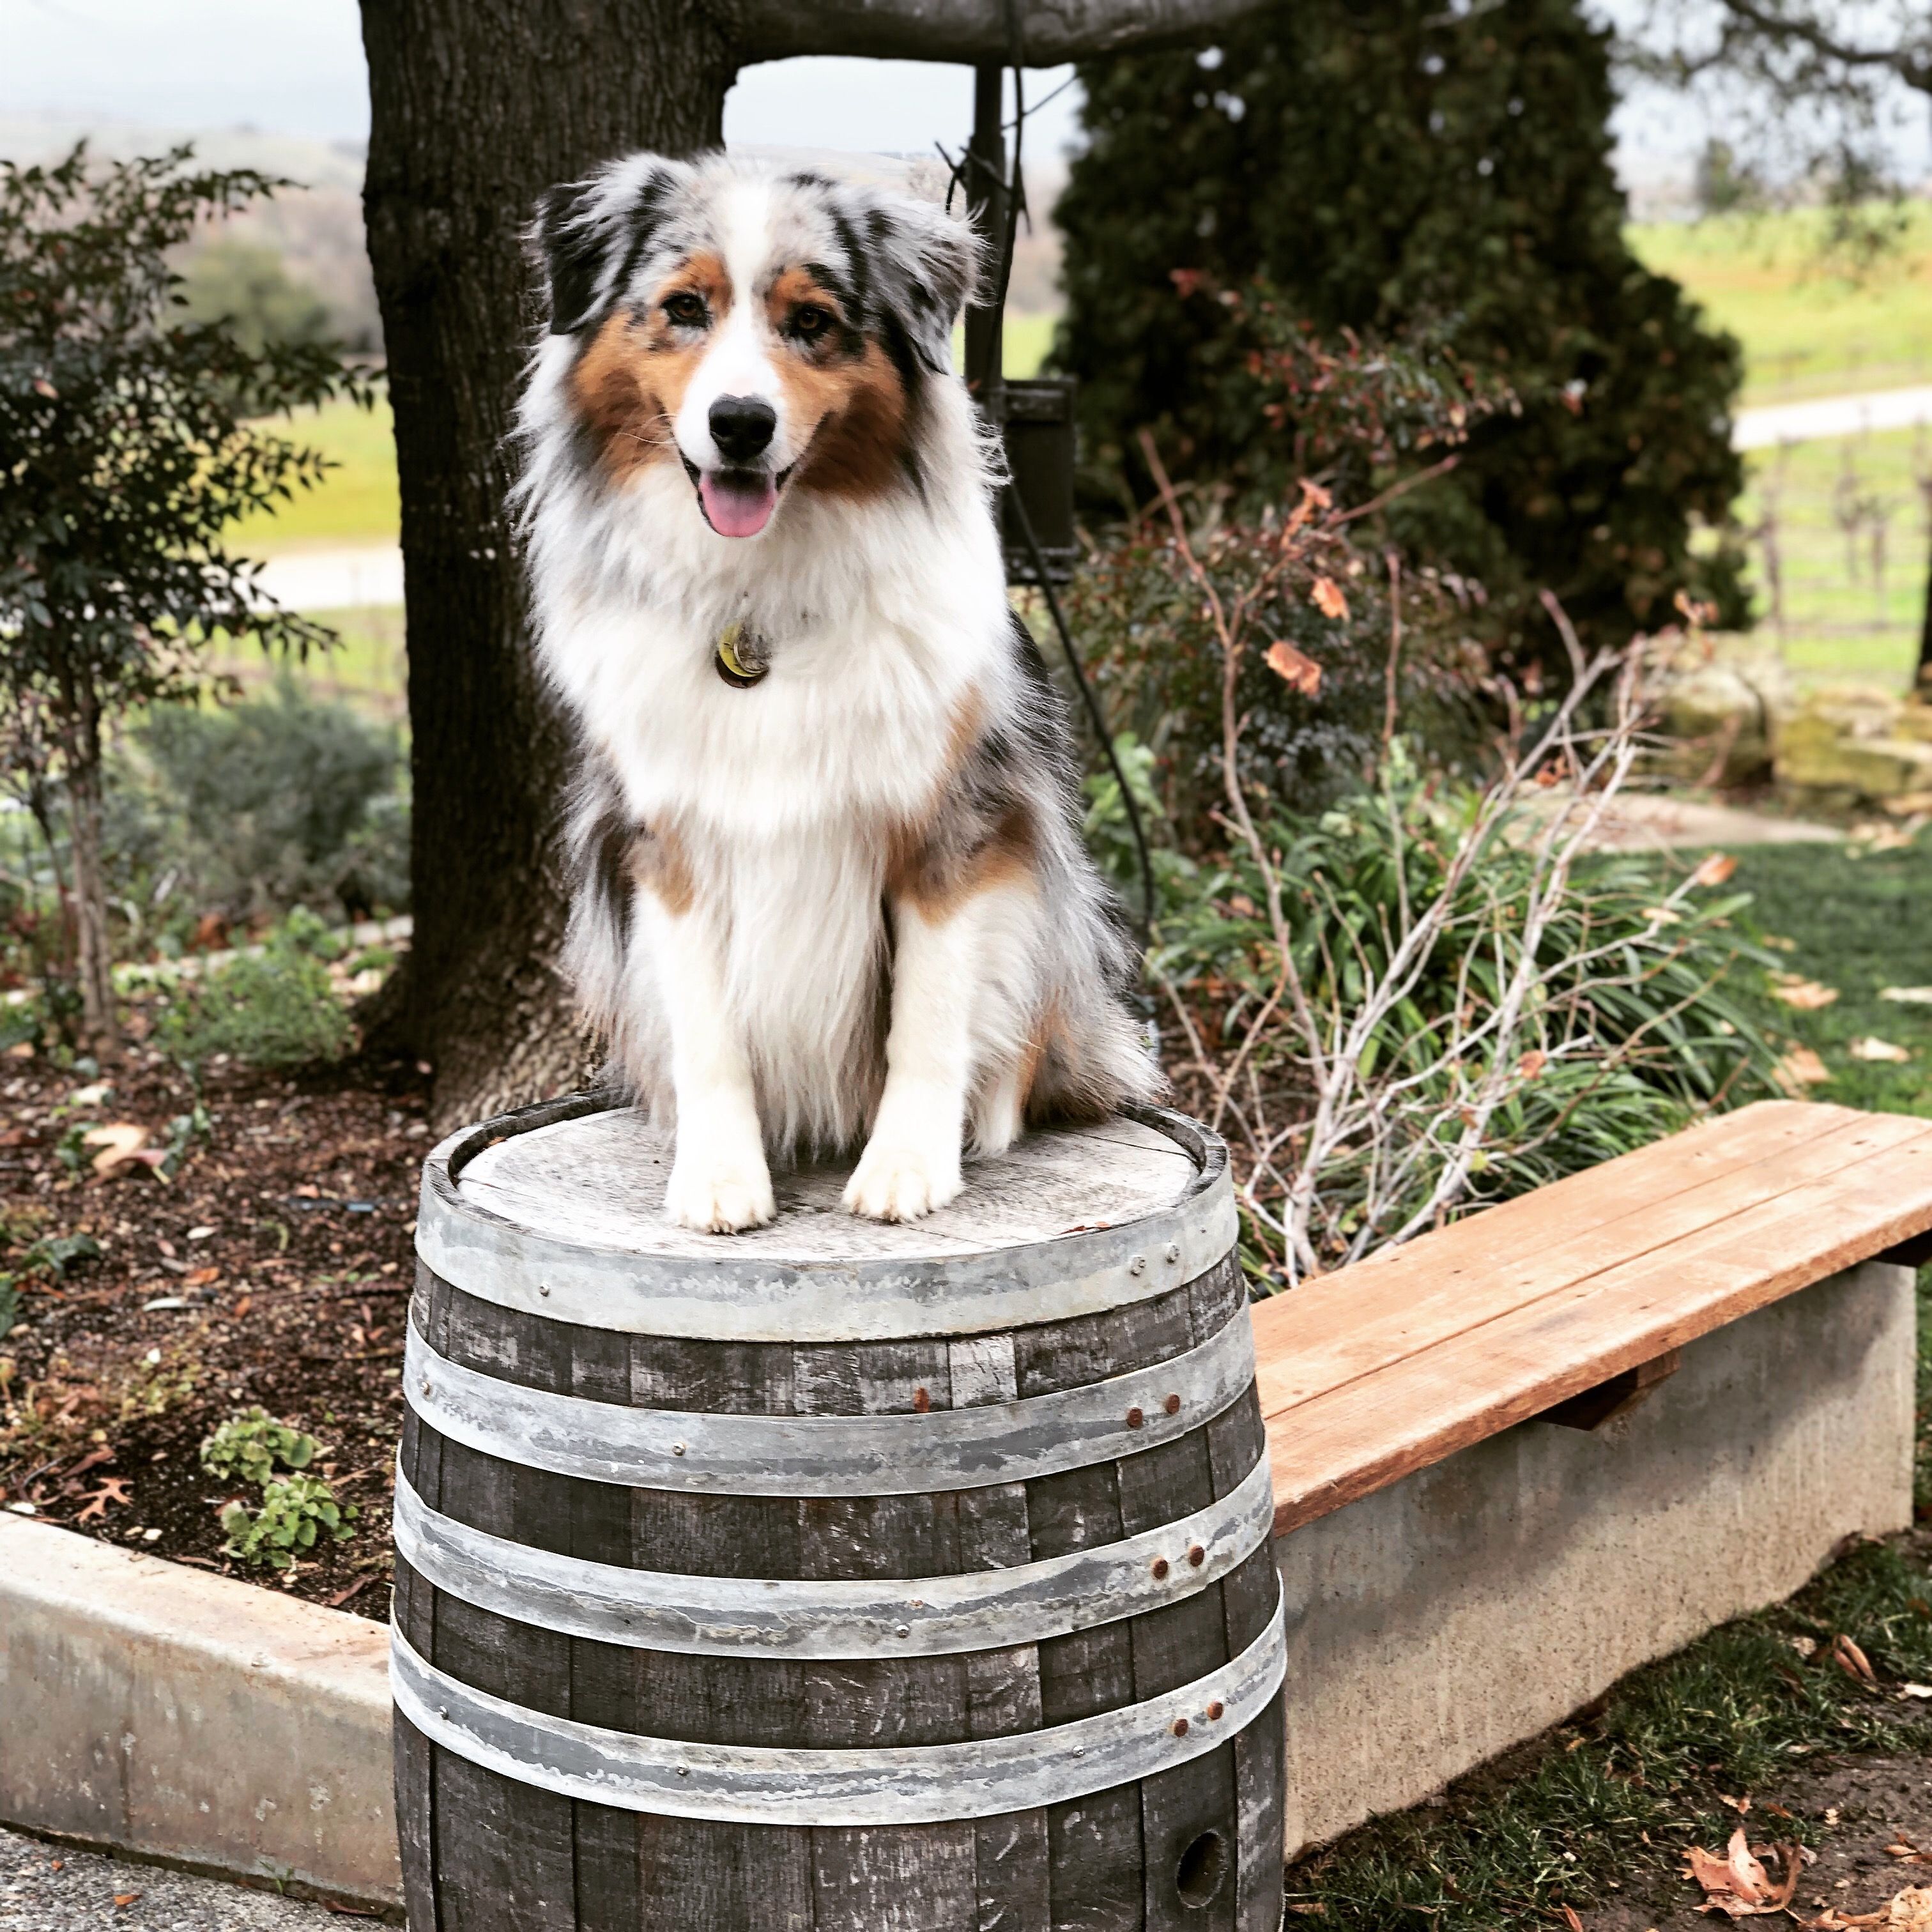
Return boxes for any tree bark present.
[63,702,120,1061]
[357,1,735,1126]
[1919,525,1932,691]
[356,0,1263,1128]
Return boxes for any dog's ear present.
[868,199,981,376]
[532,155,688,337]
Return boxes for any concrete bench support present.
[0,1515,398,1908]
[1273,1259,1915,1857]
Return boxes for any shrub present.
[220,1473,357,1571]
[154,908,354,1070]
[1055,0,1749,663]
[139,678,406,924]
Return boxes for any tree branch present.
[730,0,1268,65]
[1708,0,1931,93]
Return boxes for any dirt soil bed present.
[0,1043,427,1617]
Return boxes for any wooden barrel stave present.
[396,1108,1283,1932]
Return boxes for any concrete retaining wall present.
[0,1515,398,1907]
[0,1260,1911,1902]
[1274,1259,1917,1857]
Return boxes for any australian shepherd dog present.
[514,153,1158,1234]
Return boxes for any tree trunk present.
[356,1,736,1127]
[64,708,120,1062]
[1919,524,1932,691]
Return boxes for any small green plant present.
[20,1232,102,1279]
[220,1474,358,1571]
[199,1405,317,1485]
[154,911,353,1070]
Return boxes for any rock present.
[1655,659,1779,785]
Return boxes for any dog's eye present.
[791,304,832,339]
[664,291,708,327]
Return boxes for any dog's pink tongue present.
[699,471,777,539]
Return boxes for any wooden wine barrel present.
[392,1094,1285,1932]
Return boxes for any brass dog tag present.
[714,621,770,689]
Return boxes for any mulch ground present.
[0,1041,426,1618]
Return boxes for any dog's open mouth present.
[685,460,790,540]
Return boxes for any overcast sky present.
[0,0,1086,162]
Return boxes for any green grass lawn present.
[230,394,401,553]
[1726,831,1932,1120]
[1729,423,1932,693]
[1630,201,1932,406]
[206,606,406,719]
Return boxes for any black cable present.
[1008,486,1158,949]
[988,28,1158,950]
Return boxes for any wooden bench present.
[1253,1099,1932,1858]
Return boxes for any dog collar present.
[714,620,770,689]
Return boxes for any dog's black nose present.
[709,395,777,464]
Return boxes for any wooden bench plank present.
[1255,1105,1920,1420]
[1258,1107,1932,1536]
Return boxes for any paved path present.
[1734,382,1932,451]
[0,1827,350,1930]
[254,545,403,614]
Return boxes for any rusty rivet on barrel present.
[1152,1556,1170,1579]
[1188,1544,1206,1567]
[912,1387,931,1414]
[1126,1406,1146,1430]
[671,1441,686,1457]
[1128,1254,1147,1276]
[1171,1717,1190,1738]
[1207,1700,1225,1721]
[1164,1393,1182,1416]
[1165,1242,1182,1264]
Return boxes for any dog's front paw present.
[665,1156,775,1235]
[843,1138,963,1223]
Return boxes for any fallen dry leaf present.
[1833,1632,1879,1688]
[1690,852,1740,887]
[1772,979,1841,1010]
[1900,1684,1932,1699]
[1880,988,1932,1006]
[1719,1795,1751,1814]
[75,1476,133,1523]
[1685,1828,1809,1917]
[1851,1038,1914,1064]
[1265,638,1323,696]
[1773,1048,1832,1095]
[84,1121,148,1175]
[1519,1049,1547,1078]
[113,1892,141,1909]
[1560,1908,1584,1931]
[183,1266,219,1287]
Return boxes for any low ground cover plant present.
[152,908,355,1071]
[201,1402,356,1572]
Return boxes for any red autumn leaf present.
[1265,638,1323,696]
[1310,575,1349,621]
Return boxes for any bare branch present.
[732,0,1269,65]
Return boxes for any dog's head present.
[531,155,978,538]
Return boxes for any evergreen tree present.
[1055,0,1749,658]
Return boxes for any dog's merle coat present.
[514,153,1157,1231]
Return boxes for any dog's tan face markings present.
[760,266,913,503]
[566,250,734,484]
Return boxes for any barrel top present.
[417,1096,1236,1341]
[457,1107,1195,1262]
